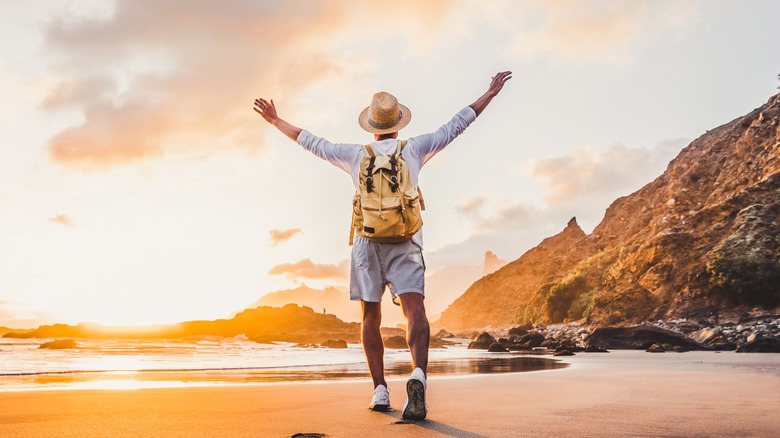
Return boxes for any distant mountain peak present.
[483,251,507,276]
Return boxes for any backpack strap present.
[398,140,425,210]
[349,214,355,246]
[386,140,406,193]
[362,145,376,193]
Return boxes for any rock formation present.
[436,217,586,331]
[436,93,780,331]
[253,284,360,323]
[5,304,362,344]
[483,251,507,276]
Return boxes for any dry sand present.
[1,351,778,437]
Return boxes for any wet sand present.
[1,351,778,437]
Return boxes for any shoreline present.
[2,351,779,437]
[0,351,568,393]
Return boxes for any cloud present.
[431,197,550,268]
[472,0,698,63]
[269,228,303,245]
[268,258,348,281]
[430,138,688,268]
[48,214,74,226]
[38,1,457,168]
[528,138,687,207]
[455,195,488,218]
[37,0,695,168]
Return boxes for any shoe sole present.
[402,379,426,420]
[369,403,390,412]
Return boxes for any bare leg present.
[399,293,429,375]
[361,301,387,388]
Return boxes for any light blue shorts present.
[350,236,426,302]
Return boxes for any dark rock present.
[735,337,780,352]
[468,332,497,350]
[554,349,574,356]
[646,343,666,353]
[517,331,546,348]
[508,324,533,336]
[507,334,520,343]
[584,344,609,353]
[433,329,454,339]
[542,338,580,352]
[383,335,408,349]
[487,342,508,352]
[39,339,77,349]
[691,328,721,344]
[507,342,531,351]
[708,337,737,351]
[584,325,704,350]
[320,339,347,349]
[497,337,510,346]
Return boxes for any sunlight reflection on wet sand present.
[3,355,568,392]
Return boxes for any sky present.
[1,0,779,328]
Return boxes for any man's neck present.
[374,132,398,141]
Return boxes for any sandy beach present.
[2,351,778,438]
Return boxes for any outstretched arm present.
[469,71,512,117]
[253,98,302,142]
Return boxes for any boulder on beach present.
[735,337,780,353]
[646,343,666,353]
[468,332,497,350]
[584,325,704,350]
[39,339,77,349]
[690,328,721,344]
[508,324,533,336]
[432,329,454,339]
[516,331,546,348]
[382,335,408,349]
[487,342,508,352]
[554,349,574,356]
[707,336,737,351]
[320,339,347,349]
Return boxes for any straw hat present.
[358,92,411,134]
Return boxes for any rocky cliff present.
[436,93,780,331]
[435,218,587,330]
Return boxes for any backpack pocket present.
[359,194,407,242]
[351,192,364,236]
[401,189,423,237]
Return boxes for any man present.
[253,71,511,420]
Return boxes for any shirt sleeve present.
[406,106,477,166]
[296,130,362,175]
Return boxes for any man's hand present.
[469,71,513,117]
[252,98,303,142]
[487,71,512,97]
[253,98,279,125]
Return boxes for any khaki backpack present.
[350,140,425,245]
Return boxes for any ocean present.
[0,336,567,391]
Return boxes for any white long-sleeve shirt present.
[296,106,478,246]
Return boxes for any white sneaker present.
[369,384,390,411]
[402,367,428,420]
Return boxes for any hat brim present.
[358,103,412,134]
